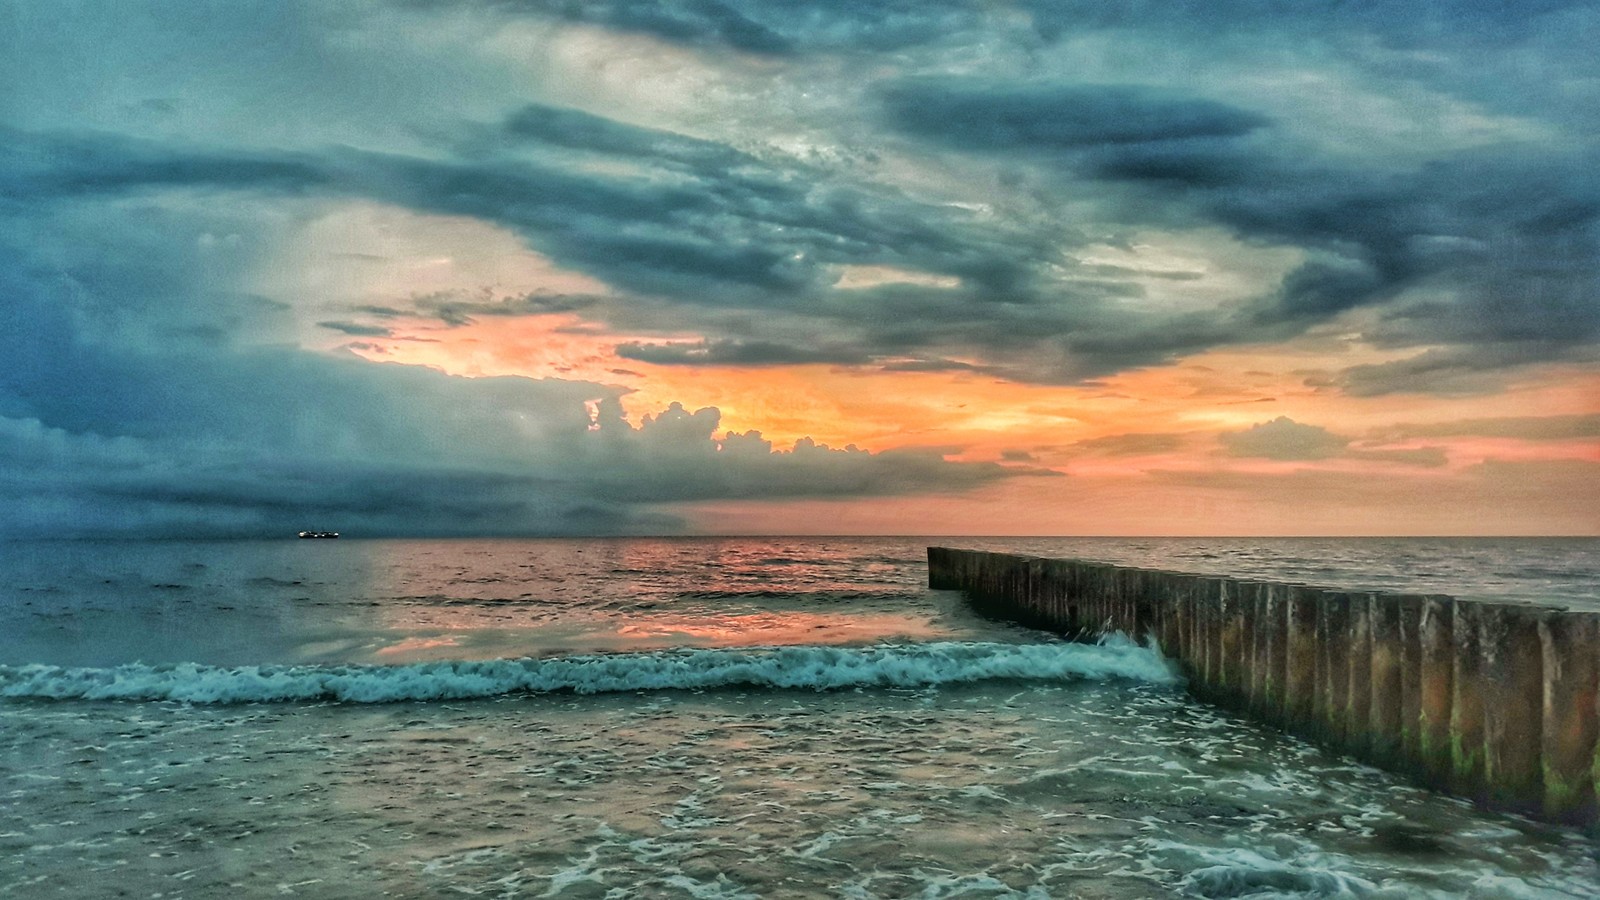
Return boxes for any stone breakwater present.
[928,547,1600,827]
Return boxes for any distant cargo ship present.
[297,531,340,539]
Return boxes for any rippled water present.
[2,537,1597,897]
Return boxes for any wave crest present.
[0,639,1177,704]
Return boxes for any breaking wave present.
[0,639,1177,704]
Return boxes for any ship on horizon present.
[297,531,340,539]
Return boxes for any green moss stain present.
[1542,761,1584,813]
[1451,732,1483,782]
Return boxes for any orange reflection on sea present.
[374,635,464,656]
[616,611,946,648]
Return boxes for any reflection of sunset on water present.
[297,540,962,665]
[375,636,463,657]
[615,611,946,648]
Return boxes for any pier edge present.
[927,546,1598,827]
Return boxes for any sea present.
[2,536,1597,898]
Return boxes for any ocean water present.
[1,537,1597,898]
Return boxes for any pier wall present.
[928,547,1599,826]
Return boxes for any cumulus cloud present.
[0,346,1037,537]
[1219,417,1449,467]
[1220,417,1350,461]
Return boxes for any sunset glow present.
[2,3,1595,536]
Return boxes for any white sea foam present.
[1158,844,1395,899]
[0,639,1178,704]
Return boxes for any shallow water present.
[2,537,1597,897]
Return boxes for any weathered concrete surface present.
[1417,597,1455,790]
[1285,587,1320,735]
[1368,594,1404,768]
[1315,593,1351,750]
[1480,605,1548,817]
[1450,601,1488,804]
[927,547,1600,826]
[1541,611,1599,824]
[1345,595,1373,760]
[1398,596,1426,766]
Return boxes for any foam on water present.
[0,637,1178,704]
[1168,845,1382,898]
[4,537,1597,896]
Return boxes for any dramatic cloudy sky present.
[2,1,1597,536]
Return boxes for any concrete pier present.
[927,547,1600,826]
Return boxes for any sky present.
[1,1,1597,537]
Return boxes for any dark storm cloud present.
[318,320,394,337]
[1312,343,1599,398]
[874,71,1600,383]
[0,335,1032,537]
[881,81,1268,152]
[5,118,1138,380]
[3,0,1594,537]
[0,128,328,202]
[0,0,1594,441]
[0,266,654,537]
[351,107,1071,307]
[460,0,795,54]
[1,124,872,303]
[1013,0,1590,45]
[499,103,754,172]
[616,340,870,367]
[0,417,682,537]
[10,106,1595,400]
[406,291,601,325]
[1215,155,1600,342]
[353,150,820,302]
[811,280,1236,383]
[24,82,1595,392]
[0,202,1041,537]
[1375,414,1600,442]
[429,0,984,55]
[439,0,1593,67]
[379,292,602,328]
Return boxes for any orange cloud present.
[341,309,1600,534]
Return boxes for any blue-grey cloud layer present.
[0,152,1030,536]
[1,0,1595,533]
